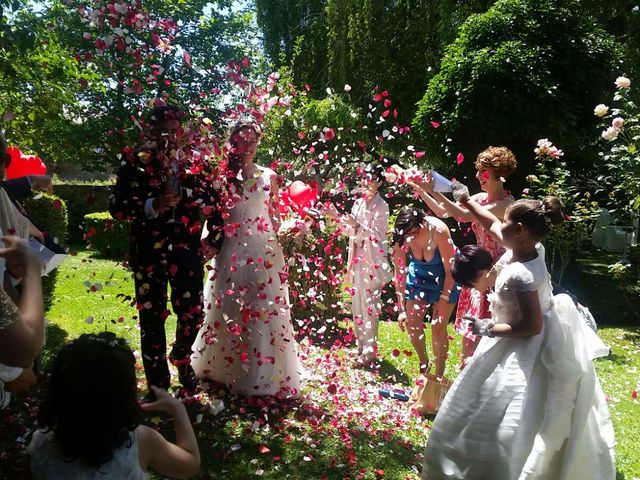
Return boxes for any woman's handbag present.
[409,373,451,416]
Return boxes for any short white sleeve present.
[503,264,536,292]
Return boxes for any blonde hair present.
[474,146,517,179]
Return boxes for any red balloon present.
[6,146,22,167]
[5,148,47,180]
[289,180,313,208]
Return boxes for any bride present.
[191,121,302,398]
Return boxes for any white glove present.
[464,315,495,337]
[452,181,470,203]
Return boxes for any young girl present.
[28,333,201,479]
[326,166,392,366]
[409,146,516,365]
[392,207,459,378]
[421,188,615,479]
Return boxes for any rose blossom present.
[601,126,619,141]
[594,104,609,118]
[612,117,624,129]
[615,76,631,89]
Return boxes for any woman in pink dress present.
[409,146,516,366]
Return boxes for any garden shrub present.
[280,219,350,344]
[22,193,68,310]
[53,183,113,243]
[413,0,621,190]
[83,211,129,259]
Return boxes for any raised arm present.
[0,237,45,368]
[408,175,476,221]
[138,386,201,479]
[453,182,504,242]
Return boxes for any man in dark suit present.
[109,105,224,395]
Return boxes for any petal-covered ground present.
[1,251,639,479]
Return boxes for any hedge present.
[53,183,113,244]
[22,193,68,311]
[83,211,129,259]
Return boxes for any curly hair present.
[474,146,517,179]
[506,197,565,241]
[37,333,141,469]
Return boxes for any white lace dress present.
[28,430,147,479]
[191,166,302,397]
[422,244,615,480]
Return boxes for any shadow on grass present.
[377,358,412,385]
[148,394,422,480]
[623,327,640,344]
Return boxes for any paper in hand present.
[430,170,453,193]
[29,238,66,276]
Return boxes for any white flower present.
[344,84,352,92]
[612,117,624,129]
[594,104,609,117]
[601,126,619,141]
[615,76,631,89]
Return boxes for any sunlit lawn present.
[1,249,638,479]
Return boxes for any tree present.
[45,0,259,170]
[1,0,88,161]
[254,0,494,123]
[413,0,621,188]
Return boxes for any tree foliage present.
[1,0,260,170]
[413,0,621,187]
[254,0,494,123]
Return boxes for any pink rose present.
[612,117,624,129]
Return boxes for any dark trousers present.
[133,246,204,389]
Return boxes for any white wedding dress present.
[422,244,615,480]
[191,166,302,398]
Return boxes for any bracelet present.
[439,294,449,302]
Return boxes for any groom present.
[110,105,224,395]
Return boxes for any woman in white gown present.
[422,188,615,480]
[191,122,302,398]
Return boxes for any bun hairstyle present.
[451,245,494,287]
[393,206,426,246]
[506,196,565,240]
[475,146,517,179]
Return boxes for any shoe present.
[177,364,199,393]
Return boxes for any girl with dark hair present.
[422,187,615,480]
[28,333,200,479]
[191,121,302,398]
[327,167,392,366]
[409,146,517,366]
[391,207,459,379]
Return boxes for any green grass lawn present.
[2,249,639,479]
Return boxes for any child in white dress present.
[28,333,201,479]
[421,190,615,480]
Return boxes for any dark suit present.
[109,147,224,389]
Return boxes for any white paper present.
[29,238,66,276]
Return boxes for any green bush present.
[413,0,621,189]
[22,193,69,310]
[83,211,129,259]
[53,183,113,243]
